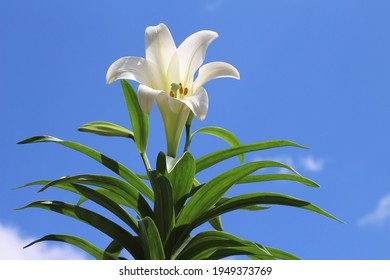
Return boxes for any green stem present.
[140,152,151,172]
[183,113,194,153]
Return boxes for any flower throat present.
[170,83,188,98]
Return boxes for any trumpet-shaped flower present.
[107,23,239,157]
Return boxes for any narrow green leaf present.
[14,180,51,190]
[237,174,320,188]
[176,231,273,260]
[177,161,297,228]
[42,174,153,218]
[24,234,117,260]
[262,246,300,260]
[120,80,149,153]
[16,180,77,194]
[206,248,274,260]
[17,136,154,201]
[148,171,174,244]
[192,126,244,163]
[165,152,195,214]
[155,152,167,174]
[208,216,223,231]
[139,217,165,260]
[217,197,270,211]
[78,121,134,140]
[69,183,140,235]
[196,140,307,173]
[196,192,342,227]
[77,188,129,207]
[137,174,149,180]
[103,240,124,259]
[16,200,144,259]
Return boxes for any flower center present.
[169,83,188,98]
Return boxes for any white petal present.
[176,87,209,120]
[177,30,218,85]
[145,23,176,76]
[193,62,240,90]
[106,56,150,85]
[156,92,190,157]
[138,84,164,114]
[166,50,181,86]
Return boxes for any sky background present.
[1,0,390,260]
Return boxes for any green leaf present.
[237,174,320,188]
[196,192,342,227]
[41,174,153,218]
[66,183,140,235]
[148,171,174,244]
[262,246,300,260]
[217,197,270,211]
[176,231,273,260]
[17,136,154,201]
[177,161,298,229]
[78,121,134,139]
[192,126,244,163]
[16,180,78,194]
[139,217,165,260]
[103,240,125,259]
[14,180,51,190]
[23,234,117,260]
[156,152,167,174]
[16,200,144,259]
[77,187,129,207]
[196,140,307,173]
[165,152,195,214]
[208,216,223,231]
[137,174,149,180]
[121,80,149,153]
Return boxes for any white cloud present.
[358,195,390,227]
[300,156,324,172]
[0,223,86,260]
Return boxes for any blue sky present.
[1,0,390,259]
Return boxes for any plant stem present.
[140,152,152,172]
[183,113,194,153]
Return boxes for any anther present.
[170,91,174,97]
[179,83,183,94]
[184,88,188,95]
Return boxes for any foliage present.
[16,81,340,260]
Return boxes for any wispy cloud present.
[358,195,390,227]
[300,156,324,172]
[0,223,86,260]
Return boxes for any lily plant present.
[107,23,239,157]
[16,23,340,260]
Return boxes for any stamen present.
[179,83,183,94]
[169,91,174,97]
[184,88,188,95]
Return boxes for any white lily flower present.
[107,23,240,157]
